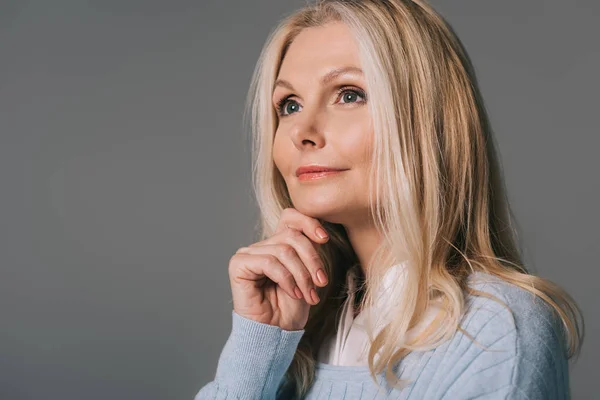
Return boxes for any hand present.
[228,208,330,331]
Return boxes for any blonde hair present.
[243,0,584,397]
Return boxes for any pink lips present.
[295,165,348,181]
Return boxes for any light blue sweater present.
[195,272,570,399]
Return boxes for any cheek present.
[272,129,285,172]
[332,114,373,162]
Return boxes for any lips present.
[295,165,348,177]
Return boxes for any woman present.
[196,0,584,398]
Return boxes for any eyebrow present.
[273,66,364,92]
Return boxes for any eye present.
[336,87,367,104]
[275,97,302,117]
[274,86,367,118]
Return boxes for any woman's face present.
[272,21,374,226]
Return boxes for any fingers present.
[235,244,320,305]
[230,208,330,306]
[275,208,330,245]
[251,228,328,288]
[229,252,302,302]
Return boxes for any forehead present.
[277,22,362,81]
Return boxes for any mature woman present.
[196,0,584,398]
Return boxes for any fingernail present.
[316,227,328,239]
[294,286,303,300]
[310,288,320,304]
[316,269,328,285]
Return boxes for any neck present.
[343,218,385,276]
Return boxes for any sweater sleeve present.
[193,311,305,400]
[438,280,570,400]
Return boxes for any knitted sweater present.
[194,272,570,399]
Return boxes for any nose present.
[289,107,326,150]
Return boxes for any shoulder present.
[463,271,567,353]
[439,271,570,399]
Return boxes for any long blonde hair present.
[243,0,584,397]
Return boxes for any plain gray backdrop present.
[0,0,597,399]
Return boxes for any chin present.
[291,201,352,225]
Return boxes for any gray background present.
[0,0,597,399]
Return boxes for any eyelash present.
[275,86,367,117]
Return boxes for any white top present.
[317,262,441,366]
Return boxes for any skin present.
[271,21,383,273]
[229,22,383,331]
